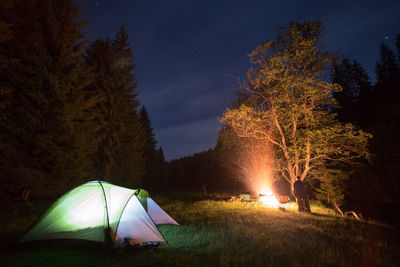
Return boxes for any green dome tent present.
[19,181,179,249]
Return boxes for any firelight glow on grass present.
[1,192,399,266]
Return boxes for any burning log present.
[258,190,280,207]
[277,195,290,204]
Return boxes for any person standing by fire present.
[293,176,311,212]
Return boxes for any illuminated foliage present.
[222,22,371,197]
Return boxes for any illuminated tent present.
[20,181,178,249]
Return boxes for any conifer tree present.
[0,0,16,189]
[0,0,14,121]
[332,58,372,124]
[376,44,400,90]
[372,41,400,125]
[139,106,157,162]
[139,106,158,185]
[0,0,96,191]
[396,34,400,62]
[331,35,400,204]
[85,38,117,178]
[86,26,145,187]
[112,26,145,186]
[367,37,400,201]
[154,146,169,187]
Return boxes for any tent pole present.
[98,181,112,249]
[112,190,137,247]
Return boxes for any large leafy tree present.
[222,22,371,199]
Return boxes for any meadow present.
[1,192,399,267]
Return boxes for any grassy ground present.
[0,192,399,267]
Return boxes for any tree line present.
[0,0,166,198]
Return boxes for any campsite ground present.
[1,192,399,267]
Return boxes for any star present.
[385,35,390,40]
[137,2,143,10]
[192,47,199,55]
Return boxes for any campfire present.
[258,189,280,207]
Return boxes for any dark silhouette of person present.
[293,176,311,212]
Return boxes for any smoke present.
[238,138,275,194]
[218,128,276,194]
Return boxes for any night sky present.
[77,0,400,161]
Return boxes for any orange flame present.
[259,188,280,207]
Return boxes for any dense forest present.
[1,0,400,225]
[0,0,166,198]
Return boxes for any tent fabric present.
[147,198,179,225]
[20,181,178,248]
[113,195,165,248]
[20,182,108,243]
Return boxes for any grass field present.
[1,192,399,267]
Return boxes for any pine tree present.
[0,0,96,191]
[396,34,400,62]
[366,36,400,202]
[139,106,158,186]
[41,0,97,187]
[85,38,117,179]
[154,146,169,187]
[86,26,145,187]
[332,58,372,124]
[0,0,16,189]
[139,106,157,162]
[157,147,165,162]
[376,44,400,91]
[331,35,400,204]
[372,40,400,126]
[0,0,15,121]
[112,26,145,187]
